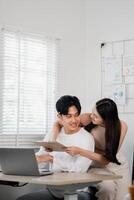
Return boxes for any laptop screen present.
[0,148,52,176]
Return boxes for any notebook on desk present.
[0,147,53,176]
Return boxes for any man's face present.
[59,105,80,133]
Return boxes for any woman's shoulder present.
[118,120,128,149]
[120,120,128,133]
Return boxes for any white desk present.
[0,172,122,200]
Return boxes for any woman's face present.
[91,106,104,126]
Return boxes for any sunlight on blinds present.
[0,28,60,146]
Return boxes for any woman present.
[52,98,131,200]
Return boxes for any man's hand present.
[36,154,53,163]
[45,147,53,152]
[65,146,81,156]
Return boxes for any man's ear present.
[57,113,62,119]
[57,113,63,125]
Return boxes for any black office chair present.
[89,186,98,200]
[78,186,98,200]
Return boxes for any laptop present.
[0,147,53,176]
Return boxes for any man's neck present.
[63,127,81,134]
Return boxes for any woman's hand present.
[36,154,53,163]
[65,146,81,156]
[80,113,92,126]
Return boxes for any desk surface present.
[0,172,122,186]
[0,172,122,200]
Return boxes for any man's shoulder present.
[79,127,93,137]
[79,128,95,146]
[80,127,90,133]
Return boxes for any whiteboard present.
[101,39,134,113]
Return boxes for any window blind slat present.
[0,28,60,146]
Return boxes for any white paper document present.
[104,56,122,84]
[103,84,126,105]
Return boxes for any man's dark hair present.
[56,95,81,115]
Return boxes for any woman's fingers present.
[65,147,80,156]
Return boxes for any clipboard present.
[33,141,67,151]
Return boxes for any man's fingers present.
[45,148,53,152]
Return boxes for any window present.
[0,28,60,147]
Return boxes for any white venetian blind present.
[0,28,60,147]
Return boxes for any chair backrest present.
[132,152,134,184]
[129,185,134,200]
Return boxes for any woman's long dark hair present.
[85,98,121,165]
[97,98,121,164]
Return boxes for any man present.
[17,95,94,200]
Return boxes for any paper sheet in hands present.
[33,141,67,151]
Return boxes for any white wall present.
[0,0,87,108]
[0,0,87,199]
[0,0,133,198]
[1,0,133,153]
[85,0,134,174]
[85,0,134,108]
